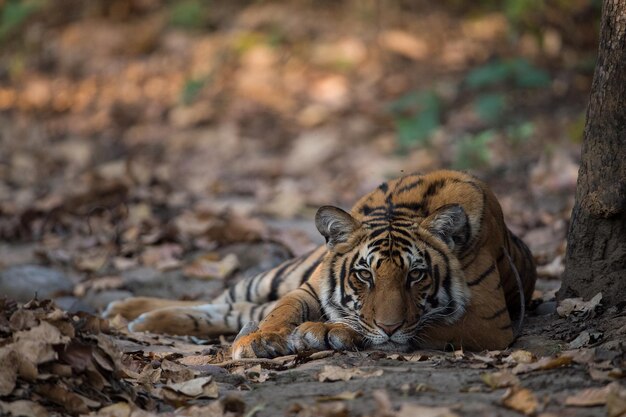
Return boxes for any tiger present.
[104,170,536,359]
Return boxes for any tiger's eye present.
[409,269,424,282]
[358,270,372,280]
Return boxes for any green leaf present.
[181,78,206,104]
[0,0,45,41]
[506,121,535,144]
[389,91,441,147]
[170,0,205,29]
[474,93,506,123]
[465,58,550,90]
[465,61,511,90]
[510,58,551,88]
[454,130,495,170]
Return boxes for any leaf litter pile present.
[0,294,624,417]
[0,1,625,416]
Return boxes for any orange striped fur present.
[105,170,536,359]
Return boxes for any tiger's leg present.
[232,276,361,359]
[103,297,206,320]
[104,247,326,321]
[127,301,277,337]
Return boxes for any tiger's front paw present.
[232,331,292,359]
[127,308,196,335]
[103,297,161,320]
[290,322,362,352]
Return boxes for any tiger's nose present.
[375,320,403,336]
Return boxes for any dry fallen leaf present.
[513,354,573,375]
[565,382,624,408]
[0,347,19,396]
[316,391,362,402]
[91,402,133,417]
[162,376,219,399]
[502,386,539,415]
[503,350,534,364]
[557,293,602,317]
[140,244,183,270]
[0,400,49,417]
[396,403,460,417]
[607,384,626,417]
[288,401,348,417]
[481,370,520,389]
[183,253,239,280]
[318,365,383,382]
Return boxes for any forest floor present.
[0,1,624,416]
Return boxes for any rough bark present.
[560,0,626,307]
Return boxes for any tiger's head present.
[315,203,471,350]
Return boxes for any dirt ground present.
[0,1,624,416]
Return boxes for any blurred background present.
[0,0,599,311]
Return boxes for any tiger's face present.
[315,204,471,350]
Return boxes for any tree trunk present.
[560,0,626,307]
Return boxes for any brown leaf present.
[74,276,124,297]
[37,383,99,415]
[378,30,429,60]
[13,321,71,379]
[91,402,133,417]
[502,387,539,415]
[243,364,272,383]
[607,384,626,417]
[318,365,383,382]
[396,403,460,417]
[288,402,348,417]
[8,308,38,331]
[557,293,602,317]
[316,391,362,402]
[183,253,239,280]
[140,244,183,270]
[163,376,219,398]
[481,370,520,389]
[0,400,49,417]
[503,350,534,364]
[565,382,623,407]
[512,354,573,375]
[160,359,196,383]
[0,347,19,396]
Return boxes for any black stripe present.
[236,311,243,329]
[378,182,389,193]
[467,263,496,286]
[302,282,320,301]
[300,252,325,283]
[245,274,260,301]
[483,306,508,320]
[390,234,413,248]
[323,327,331,349]
[338,257,347,302]
[268,259,298,300]
[258,303,271,320]
[186,314,199,331]
[395,202,424,213]
[424,179,446,198]
[397,178,424,194]
[228,285,237,302]
[297,298,310,321]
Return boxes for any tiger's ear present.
[315,206,360,250]
[423,204,469,252]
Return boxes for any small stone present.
[0,265,74,302]
[535,301,556,316]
